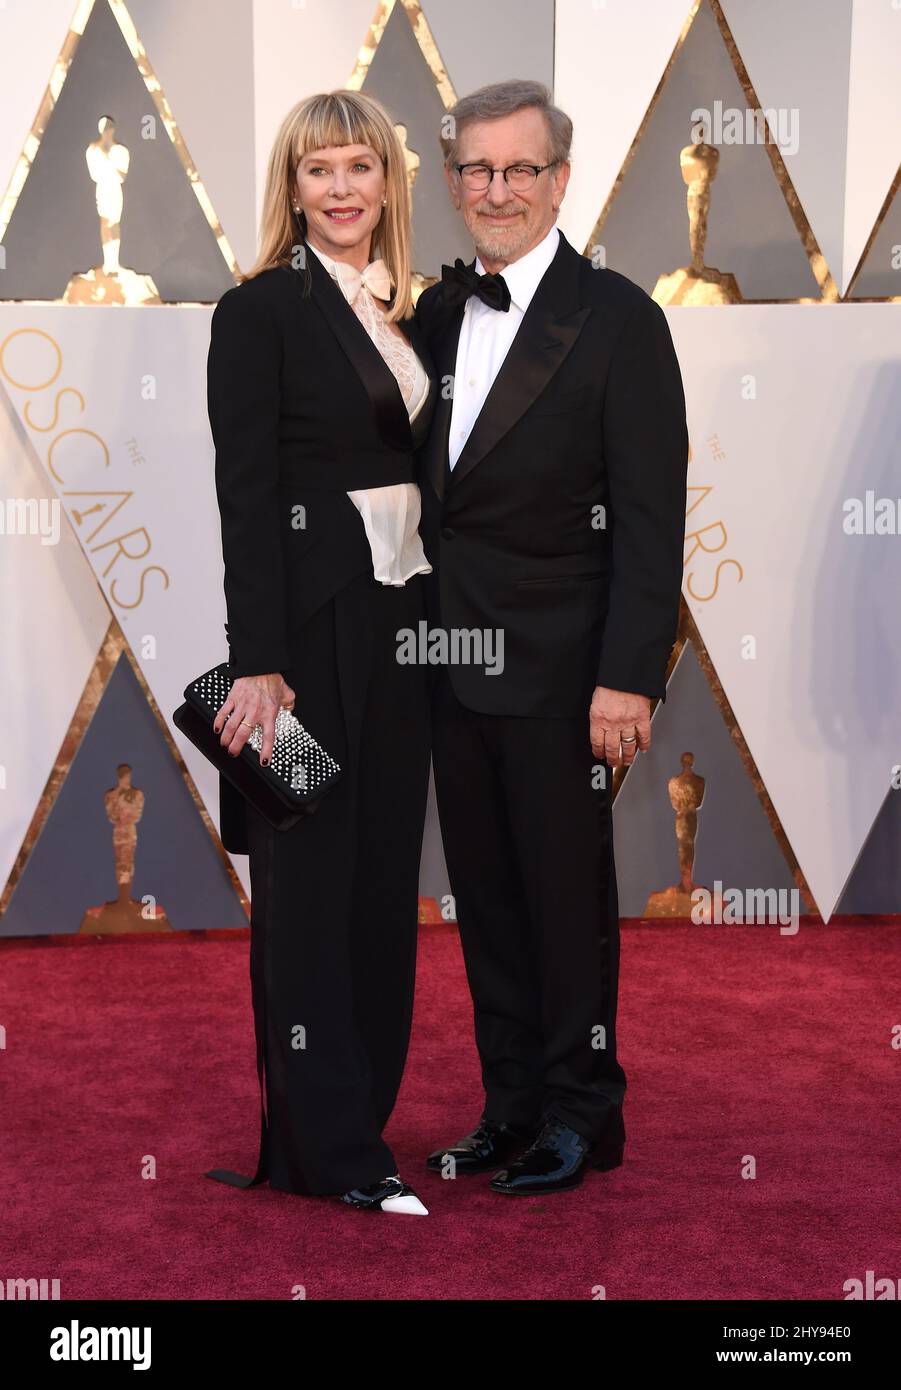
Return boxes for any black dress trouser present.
[208,570,430,1195]
[430,670,627,1143]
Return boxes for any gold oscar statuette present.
[79,763,172,932]
[644,752,720,917]
[653,142,742,306]
[65,115,160,305]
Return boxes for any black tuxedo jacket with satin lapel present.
[206,242,436,851]
[207,243,436,676]
[415,228,688,719]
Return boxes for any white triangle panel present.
[553,0,690,254]
[0,0,78,227]
[668,303,901,919]
[721,0,852,296]
[0,377,110,893]
[251,0,378,240]
[0,305,250,890]
[843,0,901,293]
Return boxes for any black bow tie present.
[440,259,511,313]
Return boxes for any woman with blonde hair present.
[204,90,435,1214]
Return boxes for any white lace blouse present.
[307,242,432,586]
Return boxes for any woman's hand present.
[213,673,296,766]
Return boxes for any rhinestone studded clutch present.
[173,663,341,831]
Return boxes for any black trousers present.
[431,672,627,1143]
[208,571,430,1196]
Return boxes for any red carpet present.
[1,920,899,1300]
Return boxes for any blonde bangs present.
[294,94,389,165]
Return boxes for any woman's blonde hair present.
[242,90,413,322]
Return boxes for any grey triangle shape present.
[593,0,821,299]
[361,3,471,277]
[834,787,901,913]
[2,652,246,934]
[1,0,233,301]
[613,641,795,916]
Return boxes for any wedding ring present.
[240,719,253,728]
[621,734,637,744]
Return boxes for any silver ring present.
[621,734,637,744]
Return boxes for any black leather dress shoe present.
[426,1119,538,1174]
[489,1114,625,1195]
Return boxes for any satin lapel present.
[300,244,413,453]
[451,234,591,488]
[421,299,467,501]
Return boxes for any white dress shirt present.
[448,222,560,469]
[307,241,432,586]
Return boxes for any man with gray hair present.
[417,81,688,1195]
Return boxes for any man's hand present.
[590,686,651,768]
[213,673,295,767]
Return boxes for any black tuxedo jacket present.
[415,229,688,718]
[206,244,436,850]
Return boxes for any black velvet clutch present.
[173,663,342,831]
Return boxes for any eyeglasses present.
[453,162,558,192]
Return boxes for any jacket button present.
[441,526,455,540]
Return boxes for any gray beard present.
[468,212,534,269]
[472,227,528,268]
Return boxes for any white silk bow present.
[336,258,392,304]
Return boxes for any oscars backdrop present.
[1,0,899,936]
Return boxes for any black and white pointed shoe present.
[340,1174,429,1215]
